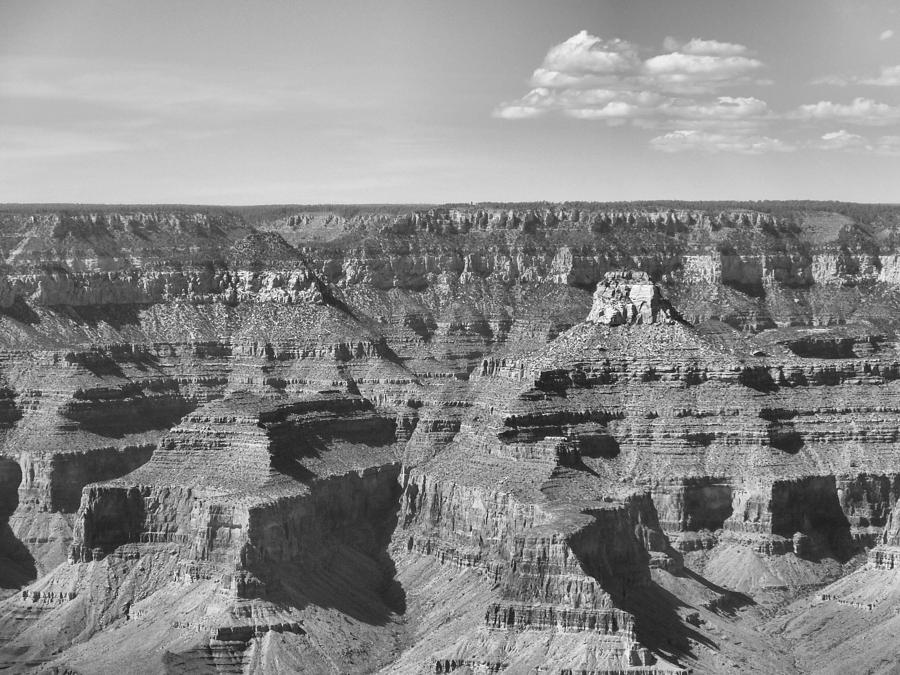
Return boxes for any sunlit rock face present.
[586,270,679,326]
[4,203,900,673]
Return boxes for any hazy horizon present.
[2,199,900,208]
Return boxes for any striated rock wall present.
[1,204,900,672]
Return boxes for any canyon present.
[0,202,900,672]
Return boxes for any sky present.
[1,0,899,204]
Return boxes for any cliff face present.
[1,203,900,672]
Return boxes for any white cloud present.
[515,31,763,99]
[565,102,645,121]
[664,96,770,122]
[662,37,750,57]
[679,38,749,56]
[815,129,870,150]
[862,65,900,86]
[641,52,763,93]
[495,31,768,133]
[792,97,900,125]
[811,131,900,155]
[881,29,895,41]
[495,88,773,130]
[541,31,640,76]
[492,105,545,120]
[497,30,900,156]
[495,86,666,121]
[662,36,682,53]
[530,69,605,89]
[505,30,900,156]
[650,129,794,154]
[815,64,900,87]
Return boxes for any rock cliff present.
[1,202,900,672]
[587,271,680,326]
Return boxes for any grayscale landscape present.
[2,2,900,673]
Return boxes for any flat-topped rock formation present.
[2,203,900,672]
[587,271,680,326]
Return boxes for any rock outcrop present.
[2,203,900,672]
[586,271,679,326]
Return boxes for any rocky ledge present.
[1,203,900,673]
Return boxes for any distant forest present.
[1,200,899,227]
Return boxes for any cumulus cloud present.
[494,31,767,122]
[650,129,794,154]
[642,52,763,93]
[495,86,666,122]
[509,30,763,99]
[643,96,773,137]
[496,30,900,156]
[881,29,895,41]
[792,97,900,125]
[540,31,640,77]
[493,31,782,152]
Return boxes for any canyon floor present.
[2,203,900,673]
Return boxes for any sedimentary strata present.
[1,203,900,672]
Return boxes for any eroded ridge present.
[2,204,900,672]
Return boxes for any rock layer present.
[1,203,900,672]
